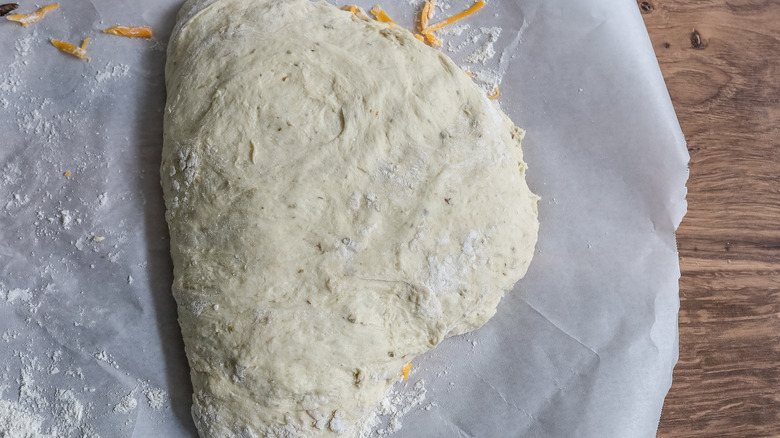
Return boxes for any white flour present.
[143,387,168,410]
[5,289,32,304]
[0,11,174,434]
[94,62,131,84]
[0,400,48,438]
[358,380,430,438]
[113,392,137,414]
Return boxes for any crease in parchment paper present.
[400,293,604,438]
[491,17,529,93]
[649,258,680,361]
[439,410,476,438]
[86,0,101,17]
[520,297,602,360]
[465,357,536,420]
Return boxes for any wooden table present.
[639,1,780,436]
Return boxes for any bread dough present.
[162,0,539,436]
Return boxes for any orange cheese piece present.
[402,362,412,380]
[51,38,91,61]
[419,0,434,32]
[6,3,59,27]
[424,32,441,47]
[423,1,485,34]
[418,1,485,47]
[370,5,396,25]
[103,26,153,38]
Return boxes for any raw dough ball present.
[162,0,538,436]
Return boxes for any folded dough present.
[162,0,539,436]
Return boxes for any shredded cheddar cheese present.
[103,26,153,38]
[370,5,396,25]
[414,1,485,47]
[341,4,361,15]
[402,362,412,380]
[6,3,59,27]
[422,1,485,34]
[51,38,91,61]
[488,87,500,100]
[423,32,441,47]
[419,0,434,32]
[365,1,484,48]
[63,171,71,177]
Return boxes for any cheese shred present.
[6,3,59,27]
[103,26,154,38]
[370,5,396,26]
[422,1,485,34]
[416,1,486,47]
[402,362,412,380]
[366,1,484,48]
[424,32,441,47]
[419,0,434,32]
[50,38,91,61]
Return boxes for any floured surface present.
[163,0,537,436]
[0,0,687,437]
[0,1,194,436]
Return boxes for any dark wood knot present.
[638,1,654,14]
[691,29,708,50]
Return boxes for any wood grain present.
[638,1,780,436]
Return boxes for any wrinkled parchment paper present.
[0,0,687,437]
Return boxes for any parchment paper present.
[0,0,688,437]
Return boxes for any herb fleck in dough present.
[162,0,539,436]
